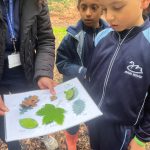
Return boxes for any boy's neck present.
[95,22,101,29]
[118,16,145,33]
[118,16,148,39]
[135,16,144,27]
[83,21,101,30]
[93,21,101,29]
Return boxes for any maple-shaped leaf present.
[53,108,65,125]
[55,107,65,114]
[36,104,65,125]
[36,104,55,116]
[43,115,53,125]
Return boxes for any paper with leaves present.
[4,78,102,142]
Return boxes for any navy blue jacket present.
[56,19,108,82]
[87,18,150,142]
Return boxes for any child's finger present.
[0,96,9,112]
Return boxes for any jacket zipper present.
[134,92,147,125]
[68,32,84,66]
[98,28,134,108]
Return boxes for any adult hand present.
[0,96,9,116]
[128,139,145,150]
[37,77,57,95]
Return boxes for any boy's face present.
[100,0,149,31]
[78,0,103,28]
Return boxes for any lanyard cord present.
[9,0,14,28]
[3,0,17,53]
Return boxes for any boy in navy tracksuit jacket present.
[86,0,150,149]
[56,0,108,149]
[56,1,108,83]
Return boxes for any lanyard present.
[9,0,14,28]
[3,0,17,53]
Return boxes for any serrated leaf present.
[72,99,85,115]
[36,104,54,116]
[43,115,53,125]
[52,108,65,125]
[19,118,38,129]
[36,104,65,125]
[53,113,64,125]
[56,107,65,114]
[64,88,75,100]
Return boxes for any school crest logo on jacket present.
[124,61,143,79]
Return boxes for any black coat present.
[0,0,55,82]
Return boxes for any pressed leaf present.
[64,88,75,100]
[73,99,85,115]
[53,113,64,125]
[19,118,38,129]
[43,115,53,125]
[36,104,65,125]
[56,107,65,114]
[36,104,54,116]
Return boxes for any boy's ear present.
[141,0,150,9]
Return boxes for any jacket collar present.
[114,16,150,40]
[67,19,109,38]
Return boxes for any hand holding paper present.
[0,96,9,116]
[37,77,57,95]
[4,78,102,142]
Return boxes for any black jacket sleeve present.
[34,2,55,80]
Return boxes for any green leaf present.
[54,113,64,125]
[56,107,65,114]
[43,115,53,125]
[36,104,65,125]
[19,118,38,129]
[64,88,75,100]
[36,104,55,116]
[53,108,65,125]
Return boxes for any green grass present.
[48,0,72,3]
[53,26,66,83]
[53,26,67,46]
[48,0,76,11]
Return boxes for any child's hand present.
[128,139,145,150]
[37,77,58,95]
[0,96,9,116]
